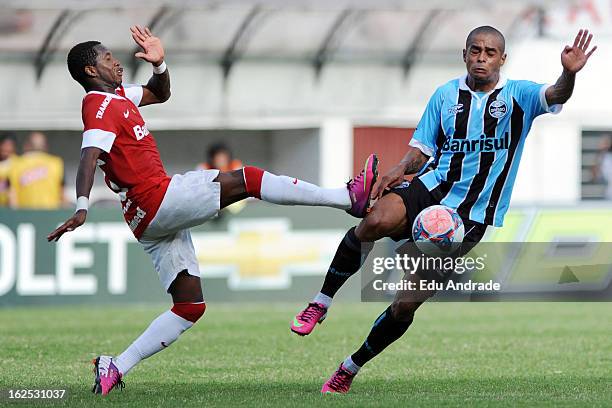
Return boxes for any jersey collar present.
[459,74,507,92]
[84,90,126,100]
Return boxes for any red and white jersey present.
[81,84,170,239]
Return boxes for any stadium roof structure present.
[1,0,568,81]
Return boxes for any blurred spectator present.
[197,142,245,215]
[592,134,612,200]
[197,142,243,172]
[0,133,17,207]
[9,131,65,209]
[0,10,33,35]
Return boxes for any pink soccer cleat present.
[290,302,327,336]
[92,356,125,395]
[321,363,357,394]
[346,154,378,218]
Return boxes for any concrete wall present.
[1,36,611,204]
[9,128,320,204]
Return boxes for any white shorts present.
[140,169,221,291]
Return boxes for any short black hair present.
[466,26,505,53]
[207,142,232,163]
[0,132,16,143]
[67,41,101,88]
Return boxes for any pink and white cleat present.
[346,154,378,218]
[92,356,124,395]
[290,302,327,336]
[321,363,357,394]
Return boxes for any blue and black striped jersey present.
[410,75,562,227]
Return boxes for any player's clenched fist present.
[130,25,165,66]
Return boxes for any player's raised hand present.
[130,25,165,66]
[47,210,87,242]
[561,29,597,74]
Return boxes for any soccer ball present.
[412,205,465,256]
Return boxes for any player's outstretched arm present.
[47,147,102,242]
[130,25,171,106]
[371,146,429,200]
[545,29,596,106]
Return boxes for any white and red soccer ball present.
[412,205,464,256]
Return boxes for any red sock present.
[243,166,264,199]
[171,302,206,323]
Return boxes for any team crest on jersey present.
[489,100,508,119]
[448,104,464,115]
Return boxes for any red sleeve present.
[81,94,119,152]
[82,94,119,133]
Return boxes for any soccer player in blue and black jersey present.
[290,26,597,393]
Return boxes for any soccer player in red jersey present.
[46,25,378,395]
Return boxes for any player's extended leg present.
[213,154,378,218]
[321,272,436,394]
[322,216,488,393]
[291,193,408,336]
[92,272,206,395]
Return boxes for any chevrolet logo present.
[192,218,345,290]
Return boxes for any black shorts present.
[387,177,488,253]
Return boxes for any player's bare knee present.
[229,168,246,185]
[216,170,246,193]
[171,302,207,324]
[217,170,249,207]
[169,271,204,303]
[357,210,391,241]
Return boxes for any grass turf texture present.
[0,302,610,407]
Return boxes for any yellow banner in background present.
[192,218,345,290]
[485,208,612,242]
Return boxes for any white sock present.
[313,292,333,309]
[343,356,361,374]
[260,172,350,210]
[114,310,193,375]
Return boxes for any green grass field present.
[0,302,610,407]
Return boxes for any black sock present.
[350,306,413,367]
[320,227,371,298]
